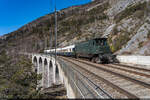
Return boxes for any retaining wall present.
[117,55,150,66]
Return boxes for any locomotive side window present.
[95,40,103,46]
[95,39,107,46]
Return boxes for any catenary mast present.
[54,0,57,69]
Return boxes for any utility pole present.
[54,1,57,67]
[50,26,53,53]
[49,26,51,51]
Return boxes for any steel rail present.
[60,56,138,99]
[104,64,150,78]
[60,58,111,98]
[59,58,98,98]
[71,76,85,98]
[72,58,150,89]
[72,65,111,98]
[113,63,150,72]
[58,59,85,98]
[59,58,105,98]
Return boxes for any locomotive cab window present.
[95,38,107,46]
[95,40,103,46]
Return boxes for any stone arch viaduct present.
[28,53,114,98]
[31,54,75,98]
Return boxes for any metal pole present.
[49,28,51,51]
[49,0,52,54]
[54,1,57,68]
[45,35,46,50]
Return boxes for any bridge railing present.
[57,57,111,99]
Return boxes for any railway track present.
[59,56,150,99]
[106,64,150,82]
[113,63,150,73]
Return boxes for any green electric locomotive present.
[74,38,116,63]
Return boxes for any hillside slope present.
[0,0,150,55]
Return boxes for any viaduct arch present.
[32,55,63,88]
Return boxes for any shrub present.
[138,41,144,48]
[0,50,9,63]
[147,30,150,38]
[112,27,119,35]
[0,55,42,99]
[115,2,147,22]
[110,33,130,53]
[133,10,144,19]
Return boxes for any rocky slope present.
[0,0,150,55]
